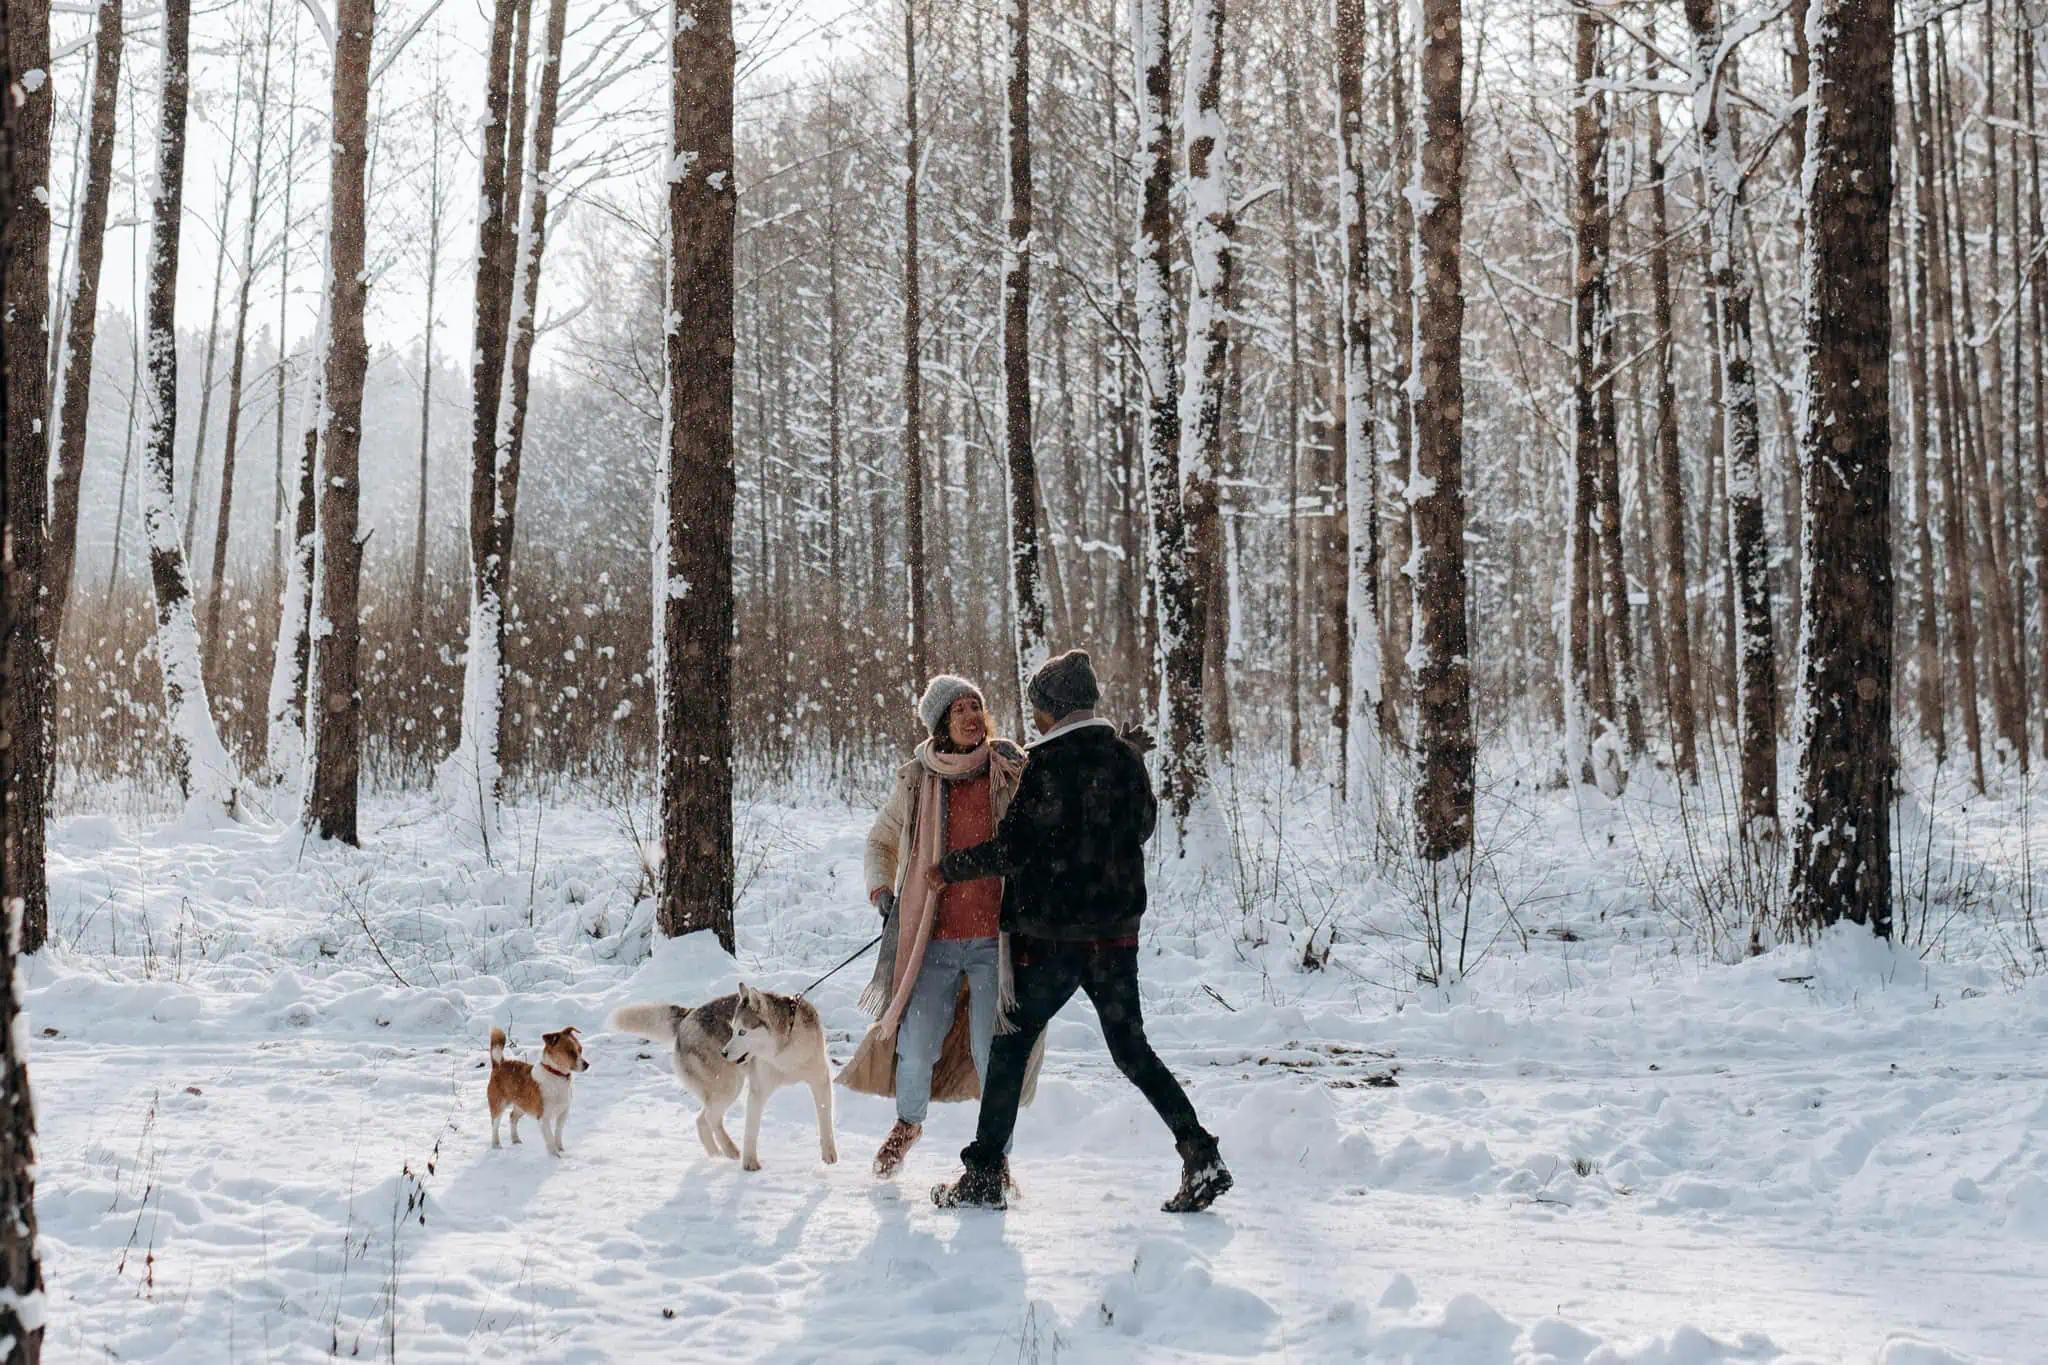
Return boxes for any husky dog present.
[487,1025,590,1156]
[609,985,838,1172]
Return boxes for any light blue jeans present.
[895,935,999,1126]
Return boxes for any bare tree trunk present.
[3,0,53,965]
[493,0,569,596]
[0,8,51,1335]
[1411,0,1472,862]
[1567,11,1617,791]
[141,0,242,818]
[1645,22,1699,781]
[46,0,122,655]
[183,50,248,561]
[1283,110,1304,771]
[2027,23,2048,756]
[413,85,449,643]
[270,17,301,598]
[1687,0,1779,837]
[1918,21,1984,791]
[1789,0,1893,936]
[903,0,929,685]
[305,0,374,845]
[1132,0,1205,830]
[657,0,737,949]
[1179,0,1231,789]
[441,0,522,834]
[1336,0,1383,802]
[1384,1,1414,727]
[1003,0,1051,728]
[1901,32,1943,760]
[205,0,283,685]
[1595,41,1643,764]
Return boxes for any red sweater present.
[935,775,1002,940]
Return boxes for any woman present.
[839,674,1043,1180]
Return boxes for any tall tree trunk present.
[3,0,53,965]
[1283,113,1304,771]
[1179,0,1230,790]
[305,0,374,845]
[1595,41,1643,764]
[441,0,522,836]
[413,89,447,644]
[1336,0,1383,802]
[1411,0,1472,862]
[270,15,301,598]
[1003,0,1051,728]
[1918,21,1984,790]
[657,0,737,949]
[1789,0,1893,935]
[1567,12,1619,791]
[903,0,929,685]
[2027,22,2048,757]
[1645,23,1699,781]
[1132,0,1205,831]
[1901,32,1943,760]
[45,0,123,656]
[141,0,242,818]
[263,307,321,791]
[0,5,51,1335]
[493,0,569,596]
[204,0,282,685]
[1686,0,1779,837]
[183,53,247,561]
[1384,2,1415,727]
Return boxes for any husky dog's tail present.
[608,1002,689,1043]
[489,1026,507,1064]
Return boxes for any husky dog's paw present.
[822,1142,839,1165]
[742,1155,763,1172]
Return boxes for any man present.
[927,649,1231,1213]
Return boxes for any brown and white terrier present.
[487,1025,590,1156]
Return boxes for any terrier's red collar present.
[540,1061,574,1080]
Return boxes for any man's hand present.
[1120,720,1157,756]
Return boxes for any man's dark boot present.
[1162,1136,1231,1213]
[931,1162,1007,1211]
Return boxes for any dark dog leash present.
[797,932,883,999]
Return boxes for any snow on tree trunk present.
[1335,0,1383,807]
[656,0,737,950]
[139,0,242,821]
[0,6,52,1336]
[1409,0,1473,862]
[1900,34,1942,762]
[1644,20,1699,783]
[264,289,324,794]
[493,0,569,599]
[1565,11,1617,793]
[45,0,121,657]
[438,0,522,843]
[1685,0,1779,839]
[1787,0,1894,936]
[1179,0,1230,794]
[1132,0,1206,832]
[304,0,374,846]
[1003,0,1052,727]
[3,0,53,959]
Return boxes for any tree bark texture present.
[1003,0,1052,727]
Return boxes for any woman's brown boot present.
[872,1120,922,1178]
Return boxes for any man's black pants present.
[962,938,1211,1171]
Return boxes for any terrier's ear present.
[563,1025,581,1037]
[541,1029,562,1048]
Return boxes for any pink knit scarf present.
[874,738,1025,1037]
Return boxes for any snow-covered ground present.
[27,758,2048,1362]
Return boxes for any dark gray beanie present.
[917,674,984,734]
[1028,649,1101,718]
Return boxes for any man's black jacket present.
[937,719,1157,940]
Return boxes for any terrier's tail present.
[607,1003,689,1043]
[489,1026,507,1064]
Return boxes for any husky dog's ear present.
[736,982,756,1011]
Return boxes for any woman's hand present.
[924,863,946,887]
